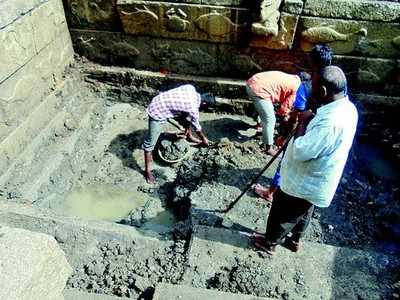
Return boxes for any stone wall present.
[64,0,399,96]
[0,0,74,174]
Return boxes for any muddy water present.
[63,184,149,221]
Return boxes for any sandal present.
[250,235,276,255]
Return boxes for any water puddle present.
[63,184,149,221]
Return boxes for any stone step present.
[64,289,130,300]
[153,283,273,300]
[0,200,168,268]
[183,225,399,300]
[0,81,99,203]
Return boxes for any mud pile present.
[67,239,187,298]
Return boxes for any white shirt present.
[280,96,358,207]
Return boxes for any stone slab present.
[0,225,72,300]
[183,225,399,299]
[298,16,400,59]
[117,0,251,44]
[64,289,130,300]
[303,0,400,22]
[0,0,69,84]
[62,0,121,31]
[153,283,273,300]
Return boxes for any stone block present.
[250,13,299,49]
[217,46,308,78]
[0,226,72,300]
[333,55,399,95]
[303,0,400,22]
[0,0,42,29]
[117,0,251,44]
[31,0,68,53]
[153,283,272,300]
[62,0,121,31]
[0,0,70,84]
[298,16,400,59]
[0,16,36,83]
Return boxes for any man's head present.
[312,65,347,106]
[200,93,216,110]
[310,44,333,71]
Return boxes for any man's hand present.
[295,110,315,139]
[298,110,315,126]
[200,136,209,146]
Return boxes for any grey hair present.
[319,65,347,94]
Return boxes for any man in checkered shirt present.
[142,84,216,183]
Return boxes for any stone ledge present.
[64,289,130,300]
[303,0,400,22]
[153,283,273,300]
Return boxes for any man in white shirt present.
[252,66,358,255]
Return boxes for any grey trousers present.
[246,84,275,146]
[142,118,166,152]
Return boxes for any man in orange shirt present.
[246,71,301,155]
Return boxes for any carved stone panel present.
[70,29,219,75]
[250,13,299,50]
[116,0,251,44]
[298,17,400,59]
[62,0,120,30]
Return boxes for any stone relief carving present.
[151,43,217,72]
[69,0,112,24]
[120,5,159,22]
[252,0,282,37]
[301,25,367,44]
[165,8,190,32]
[194,10,245,37]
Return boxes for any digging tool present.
[218,129,296,214]
[167,118,185,131]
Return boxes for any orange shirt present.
[247,71,301,116]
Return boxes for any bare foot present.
[145,172,156,184]
[186,134,202,144]
[264,145,279,156]
[254,184,274,202]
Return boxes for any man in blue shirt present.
[252,66,358,255]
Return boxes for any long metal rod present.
[219,130,295,213]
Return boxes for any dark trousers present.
[265,188,314,245]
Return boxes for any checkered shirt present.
[147,84,202,130]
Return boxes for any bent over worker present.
[142,84,215,183]
[246,71,301,156]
